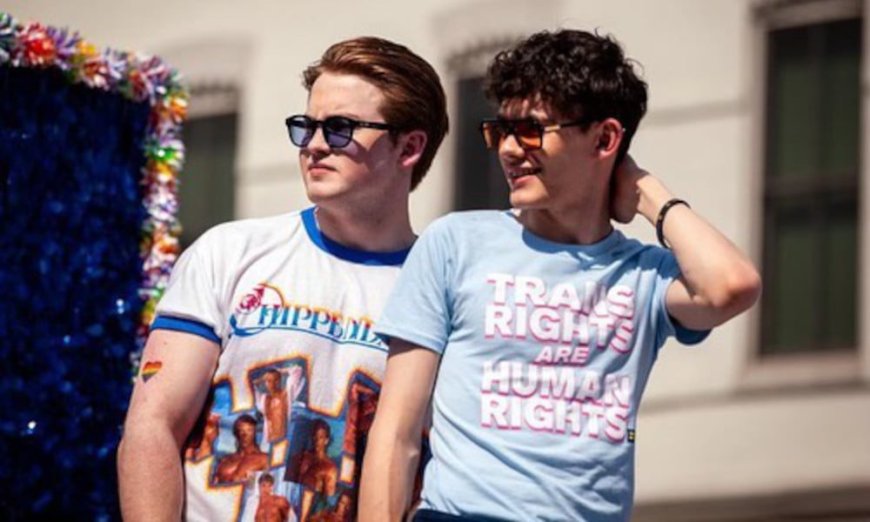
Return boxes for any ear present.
[397,130,428,170]
[595,118,624,159]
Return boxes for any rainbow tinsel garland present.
[0,11,188,361]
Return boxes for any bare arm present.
[613,156,762,330]
[359,339,440,522]
[117,329,219,521]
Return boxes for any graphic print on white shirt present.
[152,208,406,522]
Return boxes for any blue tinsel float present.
[0,64,150,520]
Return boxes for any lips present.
[507,167,541,182]
[307,163,336,176]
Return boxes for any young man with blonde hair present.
[118,36,447,522]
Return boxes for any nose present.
[304,125,331,155]
[498,132,526,162]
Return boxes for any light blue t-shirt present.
[375,211,709,522]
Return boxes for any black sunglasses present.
[479,118,587,151]
[285,114,395,149]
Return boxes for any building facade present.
[6,0,869,519]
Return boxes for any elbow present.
[708,264,762,318]
[730,264,763,312]
[117,424,140,469]
[116,430,145,485]
[116,424,149,466]
[116,438,128,474]
[366,421,419,462]
[118,413,186,458]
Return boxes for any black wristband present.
[655,198,689,249]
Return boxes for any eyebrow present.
[494,115,554,125]
[304,112,364,120]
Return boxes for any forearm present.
[360,341,439,521]
[117,422,185,522]
[358,425,421,522]
[637,176,760,313]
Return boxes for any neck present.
[315,202,415,252]
[518,193,613,245]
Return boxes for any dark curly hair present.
[485,29,647,164]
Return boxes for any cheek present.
[498,154,511,171]
[546,152,581,177]
[332,162,371,187]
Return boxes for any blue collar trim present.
[301,207,411,266]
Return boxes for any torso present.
[155,209,409,522]
[378,211,683,521]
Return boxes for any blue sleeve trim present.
[151,315,222,345]
[301,207,411,266]
[673,319,711,345]
[374,324,446,356]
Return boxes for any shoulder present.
[182,211,302,262]
[610,232,676,273]
[433,209,509,226]
[218,453,240,464]
[422,210,512,239]
[195,212,301,248]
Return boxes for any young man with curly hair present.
[359,29,761,521]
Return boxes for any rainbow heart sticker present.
[141,361,163,382]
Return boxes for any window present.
[453,76,508,210]
[761,10,862,355]
[449,41,515,211]
[179,85,238,248]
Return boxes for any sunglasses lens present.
[514,121,542,150]
[480,122,505,149]
[287,116,314,147]
[323,117,354,148]
[480,120,542,150]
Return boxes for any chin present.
[303,181,347,204]
[509,192,547,210]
